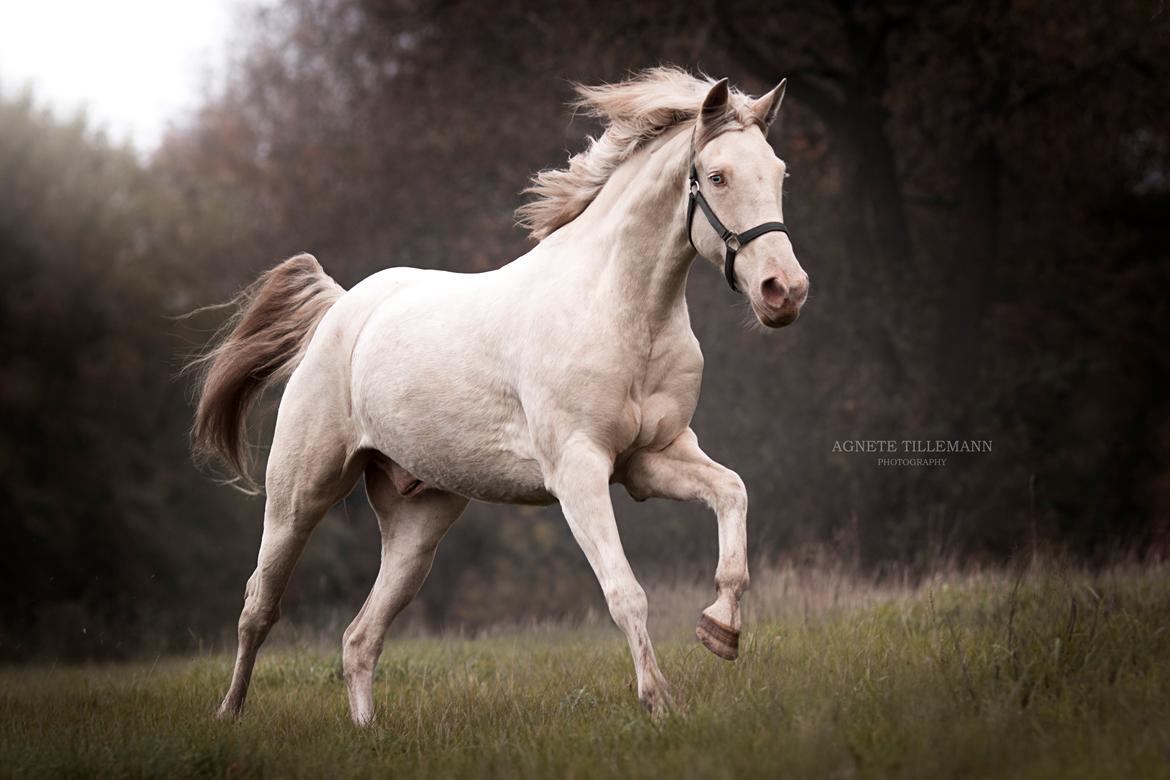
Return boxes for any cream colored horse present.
[192,68,808,724]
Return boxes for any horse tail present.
[189,253,344,493]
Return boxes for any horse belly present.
[371,448,550,504]
[353,348,551,503]
[373,408,553,505]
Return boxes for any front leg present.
[620,429,749,660]
[547,439,672,717]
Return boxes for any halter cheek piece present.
[686,164,789,294]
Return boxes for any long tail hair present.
[188,253,344,492]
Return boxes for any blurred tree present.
[0,93,251,658]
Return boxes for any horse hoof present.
[696,613,739,661]
[214,703,241,722]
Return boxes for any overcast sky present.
[0,0,244,151]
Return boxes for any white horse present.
[192,67,808,724]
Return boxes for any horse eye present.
[708,173,725,186]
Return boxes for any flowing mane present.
[516,67,766,240]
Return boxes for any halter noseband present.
[686,164,789,294]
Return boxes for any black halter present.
[686,164,789,293]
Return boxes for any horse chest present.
[624,347,704,453]
[560,331,704,457]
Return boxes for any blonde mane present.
[516,67,765,241]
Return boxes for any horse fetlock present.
[714,572,749,601]
[707,581,744,623]
[638,673,673,718]
[345,676,377,726]
[215,696,244,721]
[350,703,376,728]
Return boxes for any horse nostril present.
[761,277,788,307]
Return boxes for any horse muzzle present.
[752,272,808,328]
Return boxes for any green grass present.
[3,563,1169,778]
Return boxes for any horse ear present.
[750,78,787,129]
[698,78,731,127]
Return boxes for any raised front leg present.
[547,441,672,717]
[620,428,749,661]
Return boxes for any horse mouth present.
[755,305,800,328]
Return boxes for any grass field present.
[2,562,1169,779]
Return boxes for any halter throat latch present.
[686,164,789,294]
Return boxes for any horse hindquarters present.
[202,255,366,719]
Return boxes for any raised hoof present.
[696,613,739,661]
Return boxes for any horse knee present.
[238,597,280,644]
[605,582,648,629]
[342,627,378,680]
[713,471,748,517]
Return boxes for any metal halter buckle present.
[725,233,741,252]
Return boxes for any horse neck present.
[569,129,695,328]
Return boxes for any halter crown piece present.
[685,164,790,294]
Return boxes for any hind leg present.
[216,399,366,720]
[343,463,467,725]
